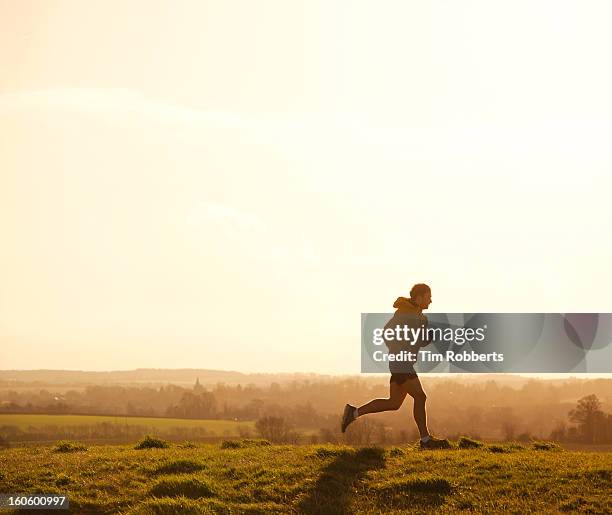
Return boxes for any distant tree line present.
[1,378,611,444]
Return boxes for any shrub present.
[54,441,87,453]
[458,436,483,449]
[221,438,271,449]
[533,441,561,451]
[135,435,169,450]
[148,476,215,499]
[220,440,241,449]
[240,438,271,447]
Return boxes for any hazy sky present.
[1,1,611,374]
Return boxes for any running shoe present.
[341,404,357,433]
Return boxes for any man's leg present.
[404,377,450,448]
[341,380,409,432]
[355,380,408,416]
[403,376,429,438]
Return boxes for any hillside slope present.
[0,441,610,513]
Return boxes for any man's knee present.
[413,390,427,403]
[387,398,404,411]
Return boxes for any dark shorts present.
[390,372,418,385]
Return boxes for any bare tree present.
[344,418,385,445]
[569,394,604,444]
[255,416,299,443]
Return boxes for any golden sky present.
[1,1,611,373]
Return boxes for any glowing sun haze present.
[1,1,611,373]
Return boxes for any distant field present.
[0,440,610,513]
[0,414,254,435]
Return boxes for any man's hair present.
[410,283,431,300]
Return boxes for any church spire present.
[194,377,204,392]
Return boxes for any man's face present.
[415,291,432,310]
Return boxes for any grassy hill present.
[0,440,610,514]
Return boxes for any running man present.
[341,283,450,449]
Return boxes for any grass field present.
[0,439,610,514]
[0,414,254,435]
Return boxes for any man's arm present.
[416,315,431,348]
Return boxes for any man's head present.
[410,283,432,310]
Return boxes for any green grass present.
[0,441,610,513]
[150,459,206,475]
[148,476,216,499]
[0,414,254,434]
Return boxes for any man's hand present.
[416,339,431,349]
